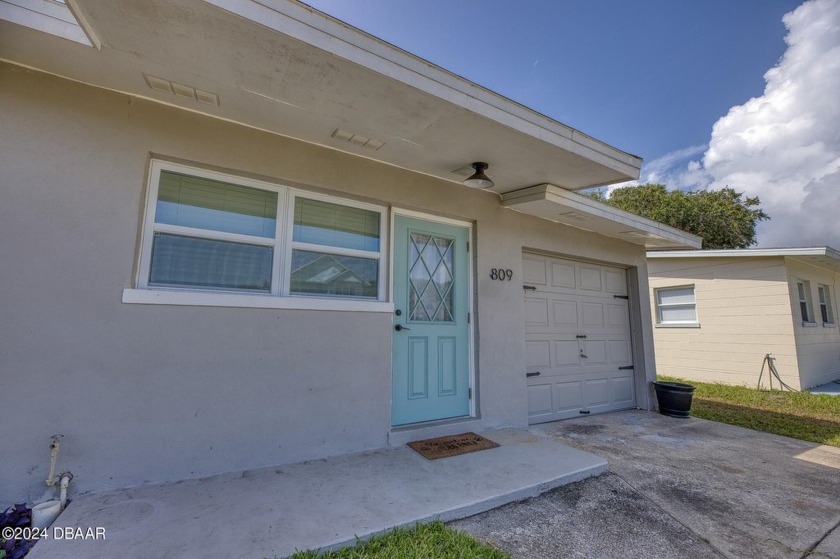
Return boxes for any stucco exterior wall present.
[648,257,800,388]
[1,63,653,506]
[784,258,840,389]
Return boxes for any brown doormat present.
[407,432,500,460]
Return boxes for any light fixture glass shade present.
[463,162,494,189]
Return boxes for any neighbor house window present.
[818,284,835,325]
[797,281,814,324]
[655,286,697,325]
[138,161,386,301]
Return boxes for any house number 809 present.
[490,268,513,281]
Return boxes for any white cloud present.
[601,144,708,195]
[693,0,840,248]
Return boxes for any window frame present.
[129,160,390,312]
[796,280,816,326]
[817,284,835,326]
[654,285,699,327]
[283,189,387,300]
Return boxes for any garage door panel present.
[606,304,628,328]
[607,340,631,364]
[605,269,627,294]
[579,266,602,291]
[554,381,584,411]
[524,298,549,327]
[552,300,578,326]
[582,340,607,364]
[550,262,576,288]
[554,340,581,367]
[527,383,553,416]
[525,252,636,424]
[612,376,635,403]
[581,302,604,327]
[525,340,551,369]
[584,378,610,406]
[523,255,548,285]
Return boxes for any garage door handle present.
[523,285,537,291]
[618,365,634,370]
[526,372,541,377]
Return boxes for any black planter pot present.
[653,381,696,418]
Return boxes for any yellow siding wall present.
[649,257,801,389]
[785,258,840,388]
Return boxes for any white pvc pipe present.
[59,473,72,512]
[31,501,61,530]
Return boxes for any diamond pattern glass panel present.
[408,232,454,322]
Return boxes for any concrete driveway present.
[452,411,840,559]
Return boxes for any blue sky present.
[305,0,840,248]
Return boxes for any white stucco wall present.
[1,63,654,506]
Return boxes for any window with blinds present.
[139,161,385,301]
[818,285,835,325]
[290,196,381,298]
[796,281,814,325]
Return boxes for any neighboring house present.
[0,0,700,506]
[648,248,840,391]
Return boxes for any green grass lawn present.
[659,376,840,447]
[287,521,509,559]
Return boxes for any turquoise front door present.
[391,215,471,426]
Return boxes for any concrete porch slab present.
[26,428,607,559]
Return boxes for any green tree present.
[587,184,770,249]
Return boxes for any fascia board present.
[502,184,702,248]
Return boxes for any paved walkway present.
[454,411,840,559]
[25,428,606,559]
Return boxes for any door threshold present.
[388,416,480,447]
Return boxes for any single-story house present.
[647,247,840,390]
[0,0,700,507]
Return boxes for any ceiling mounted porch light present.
[463,162,494,189]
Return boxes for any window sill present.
[802,322,818,328]
[655,322,701,329]
[122,288,394,313]
[822,323,836,328]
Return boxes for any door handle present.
[526,372,541,377]
[394,324,411,332]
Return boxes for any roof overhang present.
[0,0,641,193]
[648,247,840,272]
[503,185,702,250]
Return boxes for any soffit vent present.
[331,128,384,150]
[143,74,219,106]
[558,211,593,221]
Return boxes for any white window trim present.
[127,160,390,311]
[654,285,699,327]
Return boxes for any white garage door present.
[523,253,636,424]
